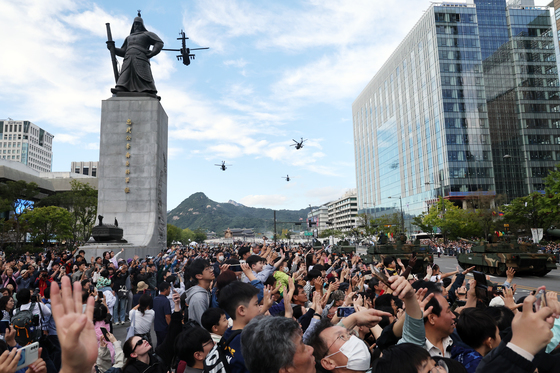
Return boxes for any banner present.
[531,228,543,243]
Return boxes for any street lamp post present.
[388,196,405,234]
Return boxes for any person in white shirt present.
[130,294,155,346]
[15,288,52,329]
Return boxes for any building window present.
[92,168,97,177]
[83,167,89,175]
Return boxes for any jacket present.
[184,285,209,325]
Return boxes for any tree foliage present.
[37,180,98,247]
[22,206,73,246]
[167,224,183,246]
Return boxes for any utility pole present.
[274,210,277,244]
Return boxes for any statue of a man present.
[109,13,164,95]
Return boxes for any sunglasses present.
[132,338,146,352]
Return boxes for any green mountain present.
[167,192,311,235]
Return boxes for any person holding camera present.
[33,268,52,298]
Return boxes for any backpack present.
[203,330,242,373]
[12,302,42,346]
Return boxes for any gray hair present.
[241,316,300,373]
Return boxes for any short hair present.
[371,343,431,373]
[412,280,443,321]
[306,318,334,363]
[16,288,31,305]
[201,307,225,333]
[374,294,394,309]
[185,259,210,287]
[241,316,301,373]
[218,282,259,320]
[174,326,212,367]
[383,256,396,267]
[484,306,514,332]
[246,255,264,268]
[158,281,170,293]
[215,270,237,292]
[457,308,498,349]
[368,277,380,289]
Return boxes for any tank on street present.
[456,236,556,276]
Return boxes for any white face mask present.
[325,335,371,371]
[218,256,224,262]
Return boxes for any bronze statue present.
[106,11,164,95]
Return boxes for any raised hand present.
[500,287,521,312]
[510,294,554,356]
[416,288,435,318]
[51,276,97,373]
[506,267,516,282]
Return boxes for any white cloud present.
[84,143,99,150]
[54,134,81,144]
[240,194,287,207]
[305,186,349,204]
[223,58,248,68]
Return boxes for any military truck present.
[356,233,433,274]
[456,236,556,276]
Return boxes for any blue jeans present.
[113,297,128,323]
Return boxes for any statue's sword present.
[106,23,120,84]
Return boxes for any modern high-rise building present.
[71,161,99,177]
[353,0,560,226]
[0,120,53,172]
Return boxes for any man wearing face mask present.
[212,251,225,277]
[307,276,425,372]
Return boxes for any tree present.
[37,180,97,247]
[540,166,560,228]
[370,213,402,237]
[193,228,207,243]
[181,228,195,243]
[22,206,72,246]
[414,198,483,240]
[0,180,39,250]
[167,224,182,247]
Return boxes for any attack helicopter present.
[291,138,307,150]
[215,161,231,171]
[282,175,290,182]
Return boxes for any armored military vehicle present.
[356,233,433,274]
[456,236,556,276]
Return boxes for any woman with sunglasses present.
[122,336,165,373]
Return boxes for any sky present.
[0,0,552,211]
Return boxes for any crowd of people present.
[0,242,558,373]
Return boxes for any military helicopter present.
[161,30,209,66]
[215,161,231,171]
[291,138,307,150]
[282,175,290,182]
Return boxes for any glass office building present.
[353,0,560,227]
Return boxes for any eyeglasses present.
[202,340,215,348]
[131,338,146,353]
[429,360,449,373]
[322,331,351,358]
[203,266,213,272]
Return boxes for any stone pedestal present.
[84,97,167,258]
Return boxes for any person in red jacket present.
[34,267,53,297]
